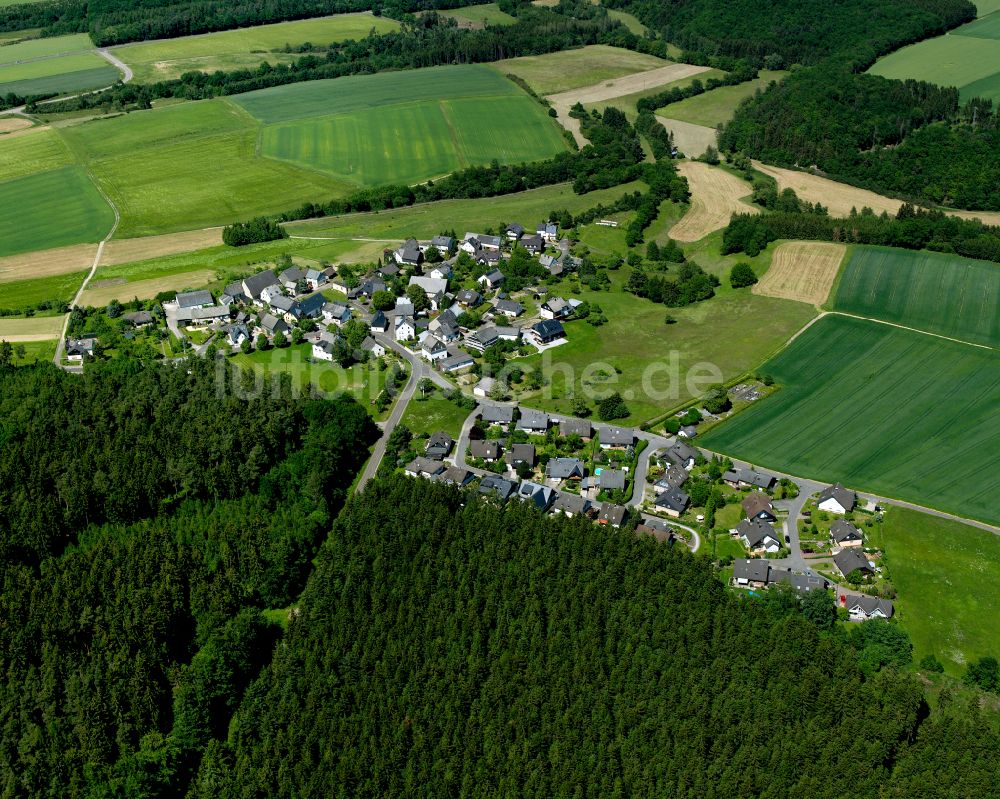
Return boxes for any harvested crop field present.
[0,315,66,342]
[101,228,223,266]
[754,241,846,306]
[493,45,668,95]
[655,117,715,158]
[669,161,757,242]
[78,269,216,305]
[753,160,1000,225]
[0,242,98,284]
[700,314,1000,527]
[0,118,32,134]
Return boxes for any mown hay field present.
[754,241,845,306]
[700,315,1000,526]
[0,166,114,258]
[669,161,758,242]
[492,45,669,95]
[655,70,787,127]
[0,44,119,98]
[112,13,399,83]
[833,246,1000,348]
[0,33,92,65]
[0,127,73,181]
[0,315,66,341]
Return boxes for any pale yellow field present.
[656,116,716,158]
[754,241,847,306]
[546,62,711,147]
[101,228,223,266]
[0,315,66,341]
[0,118,33,135]
[0,243,98,284]
[669,161,758,242]
[79,269,215,305]
[753,161,1000,225]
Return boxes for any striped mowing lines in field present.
[834,246,1000,348]
[700,315,1000,527]
[0,35,118,98]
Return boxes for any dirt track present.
[669,161,758,242]
[754,161,1000,226]
[754,241,846,306]
[547,63,712,147]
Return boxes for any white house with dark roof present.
[420,335,448,362]
[539,297,571,320]
[842,594,894,621]
[65,337,97,361]
[817,483,856,514]
[527,319,565,346]
[439,350,474,373]
[537,221,558,242]
[517,481,555,512]
[175,289,213,310]
[312,330,342,361]
[546,457,586,482]
[242,269,280,300]
[834,548,874,579]
[830,519,864,548]
[481,404,515,426]
[478,269,505,291]
[493,299,523,318]
[516,408,549,434]
[653,486,689,518]
[736,519,782,554]
[394,238,422,266]
[599,426,635,450]
[394,316,416,342]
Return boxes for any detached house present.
[536,221,558,242]
[297,293,326,320]
[831,519,864,548]
[843,594,894,621]
[431,235,456,255]
[517,481,555,512]
[420,335,448,362]
[469,439,503,462]
[597,502,627,528]
[227,324,250,348]
[818,483,856,514]
[521,233,544,254]
[312,331,342,362]
[479,474,516,503]
[653,487,689,518]
[493,299,523,318]
[723,468,777,491]
[516,408,549,435]
[559,418,592,440]
[65,337,97,361]
[175,289,213,310]
[394,238,422,267]
[394,316,416,342]
[540,297,571,320]
[370,309,388,333]
[528,319,565,346]
[505,223,524,240]
[425,432,454,460]
[242,270,279,301]
[260,313,289,338]
[478,269,505,291]
[599,426,635,450]
[546,457,586,481]
[742,491,777,522]
[455,288,482,308]
[834,548,874,579]
[733,558,771,588]
[552,492,591,518]
[736,519,782,554]
[481,404,515,427]
[664,442,698,470]
[322,302,351,326]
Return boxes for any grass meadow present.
[401,391,473,439]
[0,166,114,258]
[439,3,516,27]
[657,70,788,127]
[0,128,73,181]
[700,315,1000,526]
[0,34,119,97]
[493,45,668,94]
[112,13,399,83]
[833,246,1000,347]
[0,271,89,308]
[881,506,1000,675]
[0,33,92,65]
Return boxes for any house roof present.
[493,299,523,315]
[481,404,514,424]
[771,570,828,593]
[733,558,771,584]
[405,456,445,477]
[278,267,305,284]
[371,310,387,328]
[324,301,351,319]
[431,235,455,249]
[531,319,565,339]
[456,289,482,305]
[553,492,589,515]
[123,310,153,325]
[223,281,247,299]
[831,519,863,543]
[482,268,504,283]
[469,439,502,460]
[470,326,499,347]
[175,289,213,308]
[654,486,689,512]
[438,466,474,486]
[269,295,298,313]
[506,443,535,464]
[725,468,777,489]
[834,548,872,576]
[422,335,447,353]
[517,481,554,510]
[547,457,585,480]
[397,238,421,262]
[479,474,516,502]
[408,276,448,296]
[505,223,524,236]
[655,464,688,489]
[494,325,519,339]
[742,491,775,519]
[298,293,326,317]
[600,426,634,446]
[737,518,779,548]
[598,502,627,526]
[559,418,592,438]
[818,483,856,510]
[243,269,279,297]
[599,468,627,490]
[845,594,894,617]
[361,336,382,352]
[665,441,699,466]
[427,431,453,451]
[517,408,549,430]
[260,313,288,333]
[440,352,474,371]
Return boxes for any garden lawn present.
[700,315,1000,526]
[112,13,399,83]
[882,506,1000,675]
[492,45,668,95]
[833,246,1000,348]
[657,70,787,127]
[0,167,114,258]
[518,282,814,425]
[401,392,472,439]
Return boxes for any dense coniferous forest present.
[600,0,973,67]
[0,359,376,796]
[721,67,1000,211]
[183,476,1000,798]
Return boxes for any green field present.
[112,13,399,83]
[0,33,93,65]
[518,273,815,424]
[439,3,516,26]
[0,271,89,308]
[0,167,114,258]
[0,36,119,98]
[700,315,1000,526]
[882,507,1000,675]
[833,246,1000,348]
[955,9,1000,38]
[0,128,73,181]
[493,45,669,94]
[400,392,472,439]
[869,31,1000,104]
[657,70,787,127]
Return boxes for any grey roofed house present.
[65,337,97,358]
[521,233,544,253]
[189,306,229,323]
[552,492,590,517]
[505,222,524,238]
[655,464,689,490]
[260,313,289,336]
[737,518,781,550]
[493,299,523,317]
[845,594,894,619]
[323,301,351,324]
[477,234,502,250]
[425,431,454,460]
[222,281,248,302]
[770,569,828,593]
[376,263,400,278]
[395,238,422,265]
[439,351,474,373]
[297,293,326,319]
[269,294,299,316]
[405,456,446,479]
[598,502,627,527]
[559,418,592,439]
[818,483,857,512]
[361,337,383,356]
[278,267,305,287]
[175,289,213,309]
[455,288,483,306]
[469,439,502,461]
[506,443,535,466]
[678,425,698,439]
[541,297,570,317]
[122,310,153,326]
[529,319,565,344]
[437,465,475,487]
[227,323,250,346]
[408,275,449,297]
[516,408,549,433]
[480,268,505,288]
[599,468,627,491]
[834,548,873,577]
[733,558,771,585]
[599,426,635,448]
[547,457,586,480]
[664,441,699,469]
[479,474,516,503]
[831,518,864,544]
[653,486,689,515]
[242,269,279,299]
[742,491,776,521]
[431,235,456,252]
[370,309,388,332]
[494,325,519,341]
[723,468,777,490]
[466,326,499,352]
[481,404,515,425]
[517,481,555,511]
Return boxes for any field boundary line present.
[829,310,996,351]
